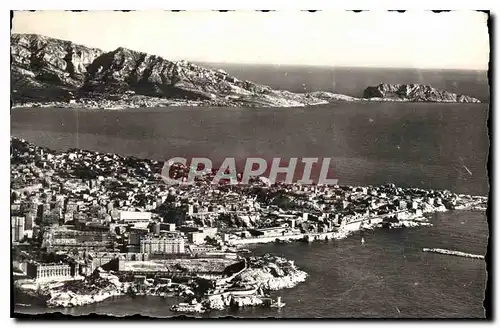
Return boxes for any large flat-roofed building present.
[43,227,114,251]
[119,211,152,224]
[26,262,76,281]
[85,252,150,268]
[140,236,185,254]
[117,258,243,278]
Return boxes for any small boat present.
[361,237,365,246]
[270,296,286,308]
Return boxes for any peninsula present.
[11,138,487,313]
[11,34,481,109]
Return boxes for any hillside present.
[11,34,342,107]
[11,34,481,108]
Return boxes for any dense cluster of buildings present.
[11,137,485,283]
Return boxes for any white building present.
[27,262,74,281]
[140,236,185,254]
[119,211,152,224]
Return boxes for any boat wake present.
[422,248,484,260]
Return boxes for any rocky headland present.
[16,268,123,308]
[11,34,481,108]
[363,83,481,103]
[195,254,307,312]
[233,255,307,290]
[14,254,307,312]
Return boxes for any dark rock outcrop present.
[363,83,481,103]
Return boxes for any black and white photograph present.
[10,10,490,319]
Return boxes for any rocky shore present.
[14,254,306,311]
[235,255,308,291]
[46,288,122,308]
[37,269,123,308]
[170,254,307,313]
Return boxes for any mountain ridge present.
[11,33,481,107]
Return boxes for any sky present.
[11,10,490,70]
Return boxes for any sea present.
[11,66,490,318]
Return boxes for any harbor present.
[14,209,488,318]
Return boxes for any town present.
[11,137,487,313]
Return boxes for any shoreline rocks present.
[234,255,308,291]
[16,253,307,311]
[46,289,122,308]
[173,254,307,313]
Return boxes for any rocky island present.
[363,83,481,103]
[11,33,481,108]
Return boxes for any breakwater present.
[422,248,485,260]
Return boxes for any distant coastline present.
[11,84,482,110]
[11,34,482,109]
[11,87,482,111]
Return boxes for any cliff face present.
[363,83,481,103]
[81,47,340,107]
[11,34,103,101]
[11,34,326,106]
[82,47,273,101]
